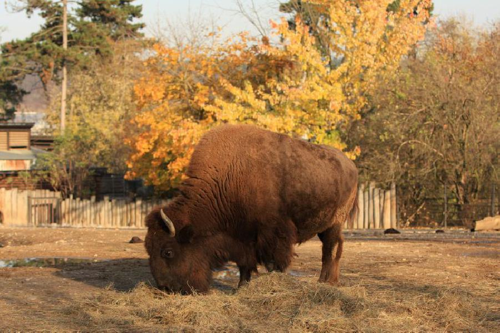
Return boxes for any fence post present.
[357,184,364,229]
[4,189,11,225]
[68,194,73,226]
[61,198,65,225]
[377,189,382,228]
[98,200,105,226]
[90,196,96,226]
[27,196,32,226]
[368,182,375,229]
[390,183,397,228]
[136,199,142,227]
[374,188,381,229]
[444,184,448,228]
[383,190,391,229]
[19,190,28,226]
[119,200,125,227]
[103,196,110,227]
[12,188,18,225]
[363,186,369,229]
[491,183,496,217]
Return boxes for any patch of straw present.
[67,273,491,332]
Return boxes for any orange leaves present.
[127,1,432,189]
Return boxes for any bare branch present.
[149,3,223,50]
[210,0,281,37]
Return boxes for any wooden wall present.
[0,188,168,228]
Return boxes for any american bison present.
[145,124,358,294]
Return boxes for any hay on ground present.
[67,272,490,332]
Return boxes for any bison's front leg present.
[238,266,254,287]
[236,251,258,288]
[318,224,344,285]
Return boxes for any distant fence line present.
[1,186,397,229]
[0,188,168,228]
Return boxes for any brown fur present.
[145,124,358,293]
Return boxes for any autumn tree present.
[353,19,500,225]
[127,0,432,189]
[37,40,147,197]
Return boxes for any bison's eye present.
[161,249,174,259]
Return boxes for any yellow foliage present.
[46,40,145,174]
[127,1,432,189]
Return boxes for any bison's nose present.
[158,285,173,293]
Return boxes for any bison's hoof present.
[238,280,249,288]
[265,261,276,272]
[318,278,339,286]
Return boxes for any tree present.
[0,0,144,120]
[127,1,432,189]
[127,31,247,188]
[353,19,500,225]
[0,22,27,117]
[0,79,25,118]
[75,0,144,40]
[38,39,147,197]
[280,0,434,63]
[35,133,91,198]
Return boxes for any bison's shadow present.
[53,258,153,292]
[53,258,239,292]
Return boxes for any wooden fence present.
[0,188,168,228]
[0,184,397,229]
[351,182,398,229]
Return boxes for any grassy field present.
[0,228,498,332]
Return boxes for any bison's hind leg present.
[318,223,344,285]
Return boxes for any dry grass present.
[2,228,497,332]
[67,273,492,332]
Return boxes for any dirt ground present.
[0,227,498,332]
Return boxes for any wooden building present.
[0,123,36,171]
[0,123,51,190]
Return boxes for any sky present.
[0,0,499,42]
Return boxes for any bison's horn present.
[160,209,176,237]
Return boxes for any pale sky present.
[0,0,499,42]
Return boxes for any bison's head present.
[144,207,211,294]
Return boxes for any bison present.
[145,124,358,294]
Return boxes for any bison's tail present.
[347,186,359,229]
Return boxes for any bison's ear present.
[177,225,195,244]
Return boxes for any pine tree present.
[76,0,144,40]
[0,0,144,116]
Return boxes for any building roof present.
[0,122,35,130]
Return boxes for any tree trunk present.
[60,0,68,132]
